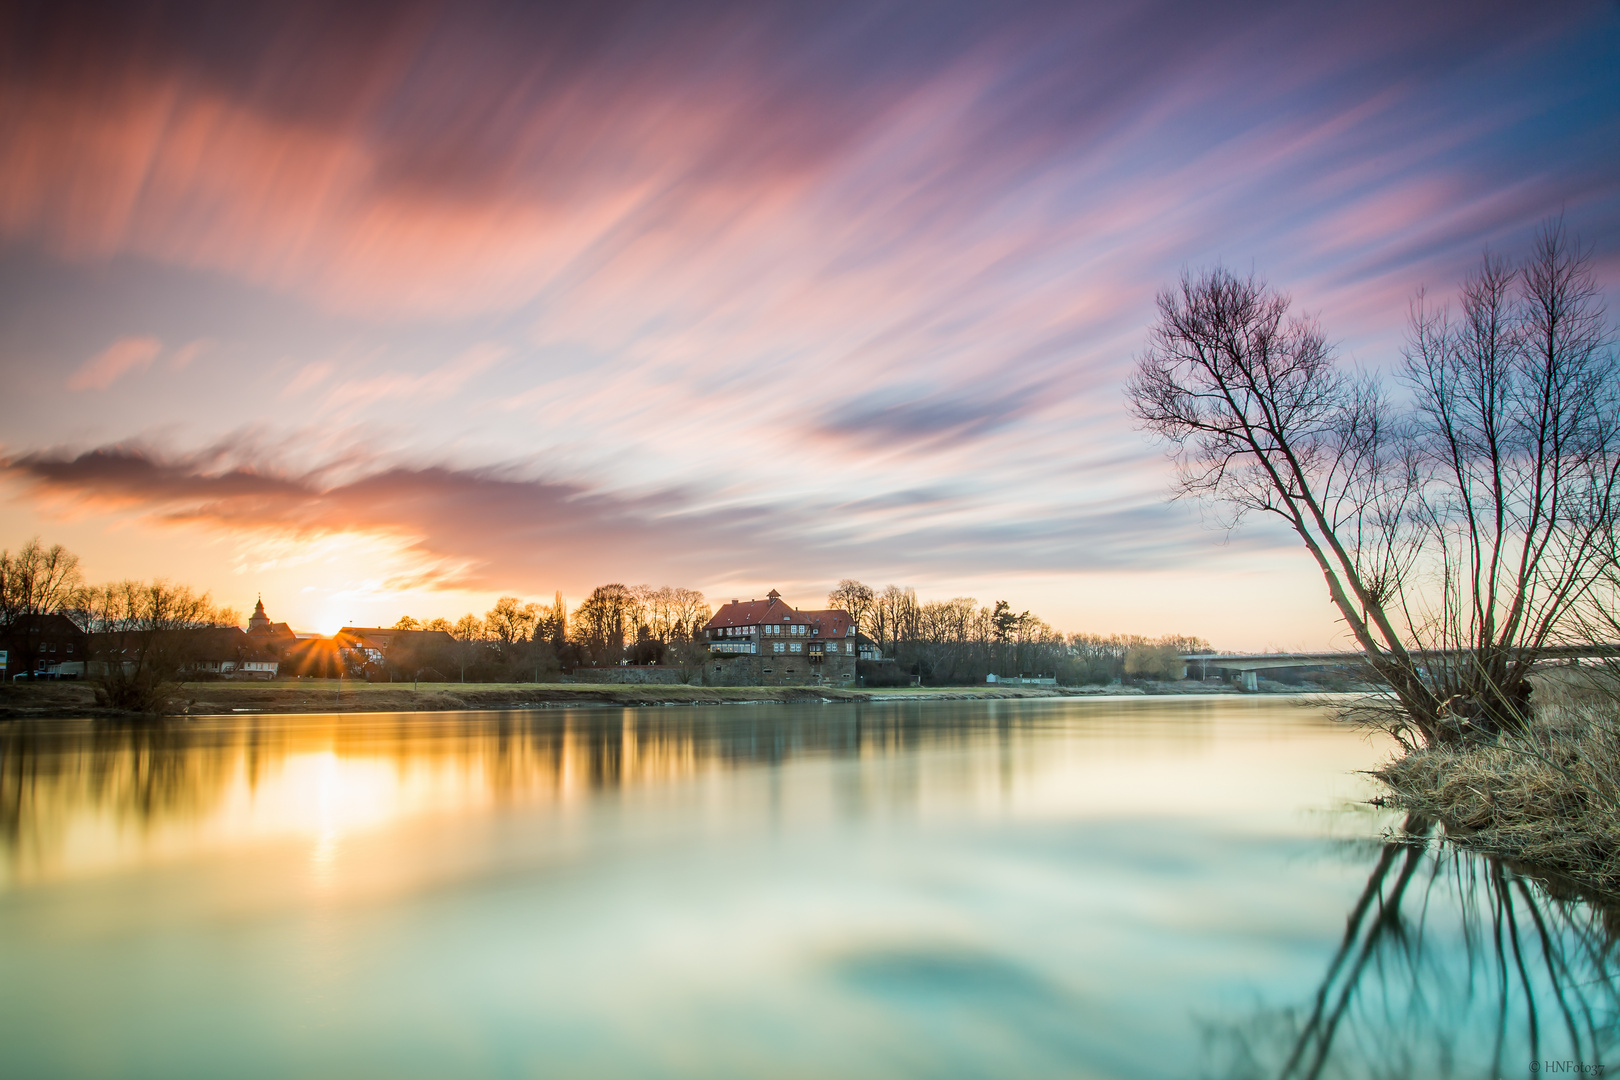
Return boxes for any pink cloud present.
[166,339,212,372]
[67,337,163,390]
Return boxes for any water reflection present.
[1208,818,1620,1078]
[7,699,1611,1078]
[0,699,1263,887]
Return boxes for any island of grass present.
[1373,672,1620,900]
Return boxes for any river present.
[1,696,1614,1078]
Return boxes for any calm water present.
[1,697,1614,1078]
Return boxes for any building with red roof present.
[701,589,861,686]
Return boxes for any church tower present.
[248,595,271,634]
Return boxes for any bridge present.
[1181,645,1618,691]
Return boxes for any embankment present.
[1,679,1133,719]
[1374,673,1620,900]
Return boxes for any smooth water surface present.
[1,697,1614,1078]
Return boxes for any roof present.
[798,609,855,638]
[703,595,857,637]
[1,612,87,637]
[704,593,800,630]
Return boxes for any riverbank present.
[1374,679,1620,900]
[0,676,1322,719]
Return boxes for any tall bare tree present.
[1401,223,1619,725]
[1128,220,1618,742]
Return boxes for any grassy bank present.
[0,675,1332,720]
[1374,677,1620,899]
[0,678,1142,719]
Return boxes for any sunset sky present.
[1,0,1616,646]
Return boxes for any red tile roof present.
[799,609,855,638]
[704,594,798,629]
[704,594,856,637]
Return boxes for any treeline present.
[1,538,243,708]
[3,537,1216,695]
[822,580,1207,686]
[389,584,715,682]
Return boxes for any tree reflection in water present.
[0,706,1001,882]
[1209,815,1619,1079]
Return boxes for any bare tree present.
[666,587,712,640]
[826,579,876,637]
[1128,221,1618,742]
[0,537,85,628]
[485,596,540,645]
[571,583,640,665]
[1400,224,1619,728]
[85,579,228,712]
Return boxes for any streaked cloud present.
[0,436,1258,594]
[0,0,1615,644]
[67,337,162,390]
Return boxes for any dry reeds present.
[1375,691,1620,898]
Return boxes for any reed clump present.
[1375,683,1620,897]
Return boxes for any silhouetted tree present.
[0,537,84,629]
[1127,219,1618,742]
[84,579,232,713]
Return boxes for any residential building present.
[183,626,281,679]
[1,613,88,679]
[336,626,457,674]
[701,589,861,686]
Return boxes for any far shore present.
[0,677,1343,720]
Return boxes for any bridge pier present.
[1241,670,1258,692]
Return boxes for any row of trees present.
[386,584,715,682]
[1129,217,1618,743]
[823,579,1208,685]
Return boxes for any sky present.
[1,0,1617,646]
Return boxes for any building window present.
[773,642,785,653]
[791,643,802,653]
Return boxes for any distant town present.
[0,538,1269,692]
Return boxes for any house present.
[702,589,861,686]
[335,626,457,674]
[182,626,281,679]
[1,613,88,679]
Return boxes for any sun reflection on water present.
[0,700,1385,894]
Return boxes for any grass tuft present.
[1375,692,1620,899]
